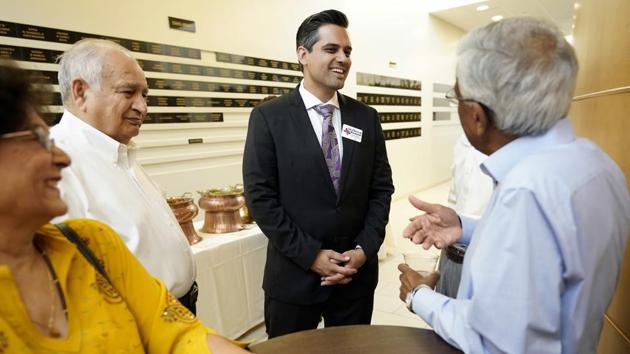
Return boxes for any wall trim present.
[573,86,630,101]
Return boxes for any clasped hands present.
[310,248,366,286]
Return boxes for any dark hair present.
[296,9,349,52]
[0,61,49,135]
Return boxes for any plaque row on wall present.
[378,112,421,123]
[433,83,452,94]
[357,72,421,91]
[26,69,293,97]
[216,52,301,72]
[0,20,201,59]
[1,44,303,85]
[144,113,224,124]
[433,97,454,107]
[146,96,261,108]
[383,127,422,140]
[433,112,454,121]
[42,91,262,108]
[357,93,421,106]
[147,78,292,95]
[44,112,224,125]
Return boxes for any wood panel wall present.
[569,0,630,352]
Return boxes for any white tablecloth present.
[191,223,267,339]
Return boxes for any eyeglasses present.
[445,88,496,121]
[0,125,55,151]
[445,88,479,106]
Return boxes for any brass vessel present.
[166,195,203,245]
[198,186,246,233]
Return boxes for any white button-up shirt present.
[411,119,630,353]
[51,111,195,297]
[299,80,344,160]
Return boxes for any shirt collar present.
[299,80,340,111]
[59,110,137,166]
[481,118,576,184]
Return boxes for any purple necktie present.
[313,104,341,195]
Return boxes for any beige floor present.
[239,181,451,342]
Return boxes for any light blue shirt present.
[411,118,630,353]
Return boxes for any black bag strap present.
[55,222,112,284]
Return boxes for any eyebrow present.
[322,43,352,51]
[116,83,149,95]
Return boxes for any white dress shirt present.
[411,119,630,353]
[299,80,344,160]
[51,111,195,297]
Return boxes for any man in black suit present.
[243,9,394,338]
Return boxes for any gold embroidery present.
[161,293,196,324]
[93,272,122,304]
[0,331,7,353]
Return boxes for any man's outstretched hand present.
[402,195,462,249]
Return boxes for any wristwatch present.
[405,284,431,314]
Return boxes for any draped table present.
[191,223,267,339]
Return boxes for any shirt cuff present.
[458,215,479,245]
[410,287,451,326]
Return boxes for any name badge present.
[341,124,363,143]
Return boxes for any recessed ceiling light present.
[491,15,504,22]
[476,5,489,12]
[574,3,581,10]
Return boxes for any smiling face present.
[298,24,352,102]
[0,109,71,222]
[79,49,148,144]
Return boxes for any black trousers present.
[178,281,199,315]
[264,291,374,339]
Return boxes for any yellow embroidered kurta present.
[0,219,214,353]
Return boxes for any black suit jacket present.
[243,87,394,305]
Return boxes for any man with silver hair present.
[51,39,198,313]
[398,18,630,353]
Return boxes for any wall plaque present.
[137,58,302,83]
[433,83,452,94]
[146,95,260,108]
[433,97,453,107]
[216,52,301,72]
[383,127,422,140]
[168,17,196,33]
[378,112,421,123]
[433,112,453,121]
[357,72,421,91]
[146,78,292,94]
[357,93,421,106]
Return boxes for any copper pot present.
[198,193,245,233]
[166,197,203,245]
[240,203,254,224]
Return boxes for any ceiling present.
[428,0,575,35]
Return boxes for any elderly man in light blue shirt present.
[398,17,630,354]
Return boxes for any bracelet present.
[405,284,431,314]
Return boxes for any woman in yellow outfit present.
[0,61,248,353]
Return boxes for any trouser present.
[264,292,374,339]
[178,281,199,315]
[435,244,466,298]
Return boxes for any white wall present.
[2,0,464,203]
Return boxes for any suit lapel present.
[288,88,337,196]
[337,93,357,202]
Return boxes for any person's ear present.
[70,79,89,111]
[472,103,491,137]
[297,46,309,67]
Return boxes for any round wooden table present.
[249,325,462,354]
